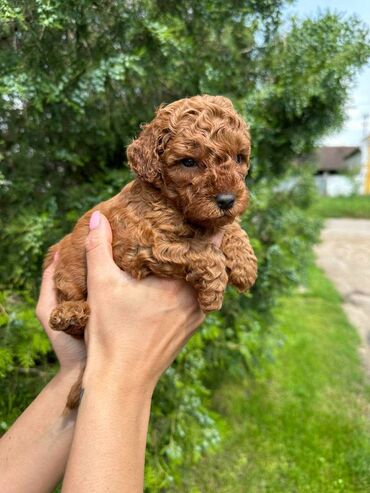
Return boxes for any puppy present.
[44,94,257,408]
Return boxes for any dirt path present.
[315,219,370,375]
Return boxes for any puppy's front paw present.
[198,290,224,313]
[229,260,257,292]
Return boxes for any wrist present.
[58,356,86,374]
[83,356,156,400]
[56,364,84,386]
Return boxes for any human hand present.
[36,253,86,372]
[62,213,223,492]
[83,211,222,393]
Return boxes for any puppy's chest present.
[109,201,208,276]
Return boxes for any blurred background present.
[1,1,370,491]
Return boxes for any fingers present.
[36,251,58,324]
[85,211,123,291]
[210,230,224,248]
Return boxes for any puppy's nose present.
[216,193,235,210]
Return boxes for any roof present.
[344,147,362,160]
[313,146,360,172]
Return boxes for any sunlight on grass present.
[311,195,370,219]
[176,266,370,492]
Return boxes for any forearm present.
[0,366,81,493]
[62,363,153,493]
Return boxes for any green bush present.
[0,1,369,490]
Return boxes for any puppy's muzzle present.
[215,193,235,210]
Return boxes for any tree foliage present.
[0,1,369,489]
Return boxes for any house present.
[314,146,361,196]
[311,146,364,196]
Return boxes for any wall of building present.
[315,174,356,196]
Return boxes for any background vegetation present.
[312,195,370,219]
[174,266,370,492]
[1,1,370,490]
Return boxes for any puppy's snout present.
[215,193,235,210]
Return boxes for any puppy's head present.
[127,95,251,227]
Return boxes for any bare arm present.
[62,211,218,492]
[62,368,153,492]
[0,255,87,493]
[0,368,80,493]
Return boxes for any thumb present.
[85,211,118,289]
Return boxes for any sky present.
[285,0,370,147]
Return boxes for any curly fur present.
[43,94,258,409]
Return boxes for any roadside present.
[174,266,370,492]
[315,219,370,376]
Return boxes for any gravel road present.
[315,219,370,375]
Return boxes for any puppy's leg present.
[152,241,228,312]
[221,222,257,292]
[186,255,228,312]
[49,301,88,411]
[50,267,89,338]
[49,301,90,339]
[49,299,88,410]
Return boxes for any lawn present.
[174,266,370,492]
[311,195,370,219]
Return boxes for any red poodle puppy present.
[44,94,257,406]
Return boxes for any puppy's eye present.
[235,154,244,164]
[180,158,197,168]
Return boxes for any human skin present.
[62,211,219,492]
[0,253,86,493]
[0,210,221,493]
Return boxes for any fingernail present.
[89,211,101,230]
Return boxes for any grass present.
[311,195,370,219]
[174,266,370,492]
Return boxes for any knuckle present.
[42,265,54,280]
[94,272,110,287]
[85,233,101,253]
[85,233,111,256]
[90,271,115,291]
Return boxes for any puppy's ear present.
[127,114,171,185]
